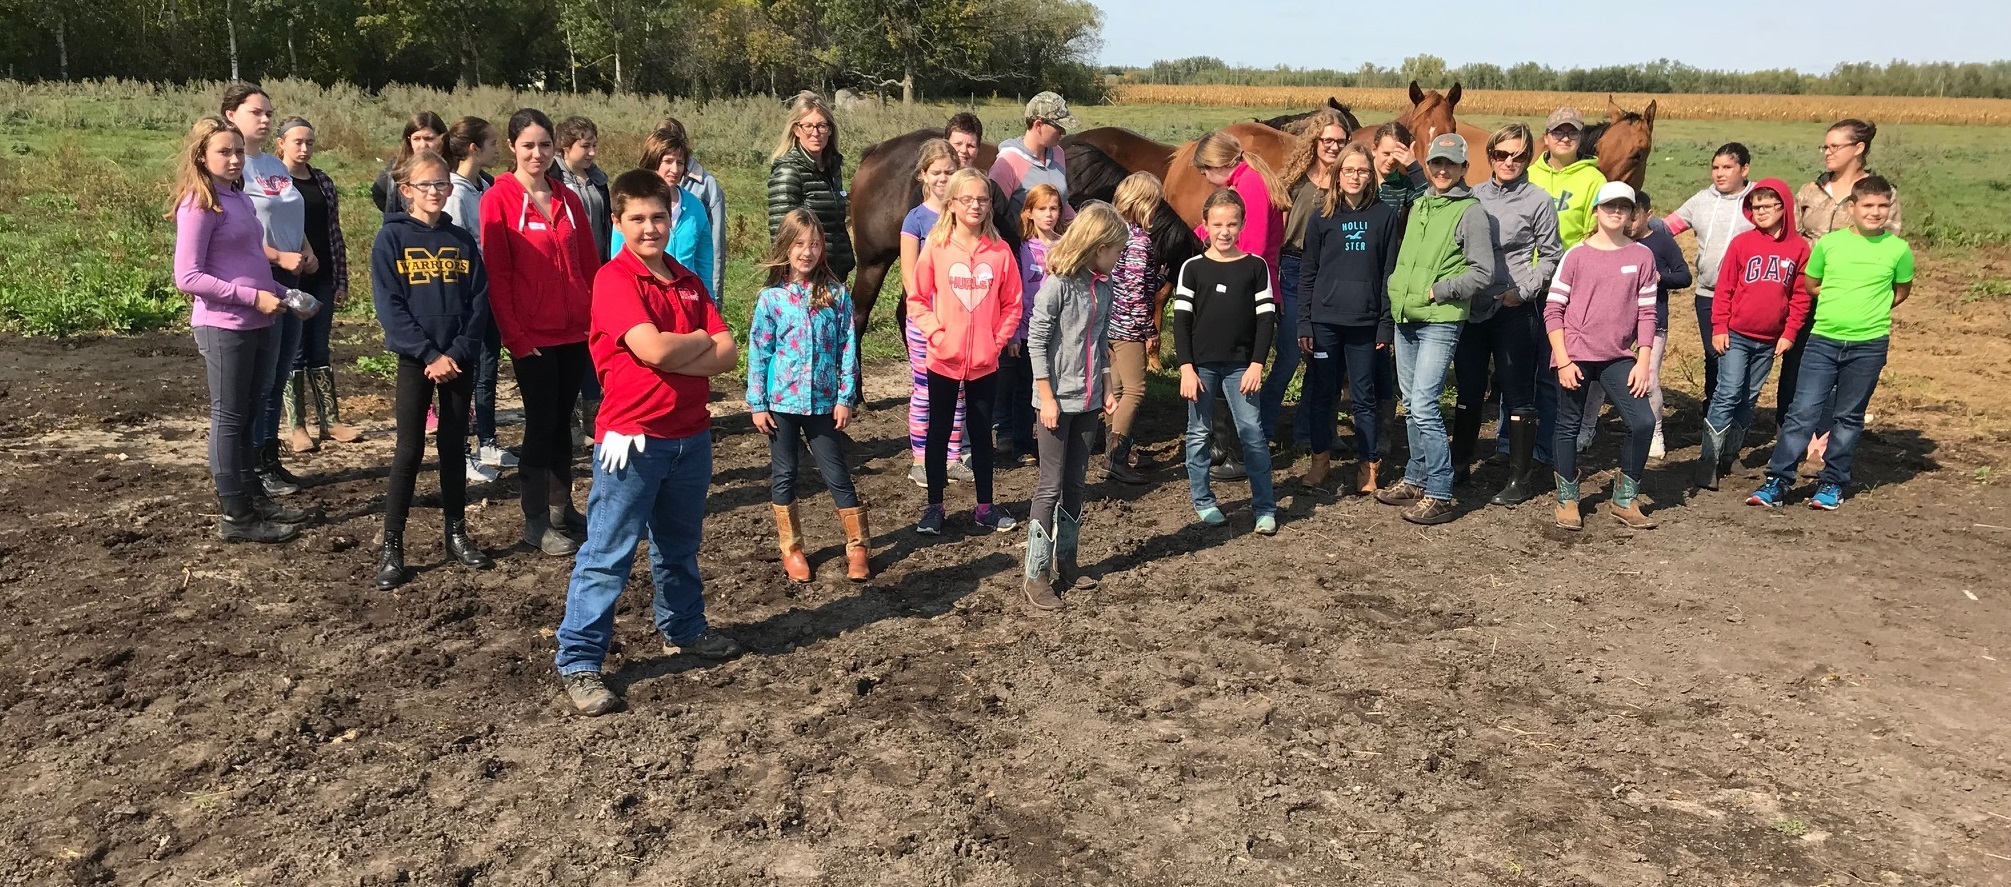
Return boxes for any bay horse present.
[1584,98,1658,190]
[1260,97,1363,137]
[1161,121,1299,228]
[845,128,1003,335]
[1348,81,1495,186]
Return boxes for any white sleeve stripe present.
[1172,299,1194,312]
[1636,297,1657,306]
[1550,282,1572,292]
[1254,303,1276,315]
[1547,294,1569,304]
[1637,285,1658,295]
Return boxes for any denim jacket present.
[746,281,859,415]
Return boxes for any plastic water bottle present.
[282,288,321,319]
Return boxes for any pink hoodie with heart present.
[908,233,1024,380]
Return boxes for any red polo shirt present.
[589,248,727,440]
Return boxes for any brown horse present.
[1348,81,1495,186]
[845,128,1003,333]
[1584,98,1658,190]
[1259,97,1363,137]
[1161,122,1299,228]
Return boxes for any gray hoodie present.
[444,170,489,248]
[1471,174,1563,322]
[1670,182,1754,296]
[558,164,612,261]
[681,159,728,300]
[1026,270,1115,414]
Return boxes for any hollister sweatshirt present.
[1297,196,1399,343]
[1712,178,1812,343]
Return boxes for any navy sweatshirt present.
[371,212,491,367]
[1639,217,1693,303]
[1297,196,1400,344]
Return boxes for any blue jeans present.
[992,344,1037,456]
[1259,255,1303,441]
[473,320,502,445]
[1394,321,1460,499]
[769,413,858,508]
[1301,322,1383,459]
[1705,332,1777,432]
[255,311,303,443]
[1554,358,1655,484]
[555,430,714,676]
[1183,362,1275,516]
[1766,335,1887,488]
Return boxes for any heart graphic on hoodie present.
[948,262,995,313]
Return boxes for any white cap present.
[1594,181,1638,207]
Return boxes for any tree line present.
[1125,55,2011,100]
[0,0,1106,102]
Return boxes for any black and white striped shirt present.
[1172,253,1275,367]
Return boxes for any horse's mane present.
[1060,140,1132,206]
[1582,111,1647,160]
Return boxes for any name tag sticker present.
[1311,351,1329,359]
[527,222,548,231]
[1621,265,1639,273]
[1215,284,1227,292]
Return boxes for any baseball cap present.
[1025,92,1080,132]
[1425,133,1468,164]
[1594,181,1638,207]
[1545,107,1586,132]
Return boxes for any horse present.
[1583,98,1658,191]
[1260,97,1363,137]
[845,128,1002,334]
[1347,81,1494,186]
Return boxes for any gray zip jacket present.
[1471,174,1563,322]
[1027,270,1115,414]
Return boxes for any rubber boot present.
[284,371,316,453]
[1721,423,1748,479]
[218,495,299,544]
[1022,520,1062,611]
[309,366,364,443]
[256,440,303,496]
[1695,422,1727,491]
[1607,473,1658,529]
[837,505,872,581]
[1208,400,1246,481]
[772,503,812,582]
[1450,405,1482,487]
[1105,435,1147,484]
[523,513,579,557]
[444,518,494,569]
[1300,452,1331,488]
[1553,473,1583,531]
[549,469,588,537]
[1356,459,1380,496]
[374,531,407,589]
[1490,409,1539,506]
[1055,507,1096,591]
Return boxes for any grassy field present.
[2,80,2008,355]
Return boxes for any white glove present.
[599,431,645,472]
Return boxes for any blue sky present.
[1092,0,2009,74]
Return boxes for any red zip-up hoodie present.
[1711,178,1812,343]
[479,171,601,355]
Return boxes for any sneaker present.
[1196,505,1227,526]
[973,504,1016,531]
[916,504,947,535]
[947,459,976,483]
[1375,480,1425,506]
[425,405,438,434]
[478,441,519,468]
[1809,483,1844,511]
[908,462,928,488]
[561,671,621,716]
[467,454,501,483]
[1402,497,1459,525]
[1254,513,1278,536]
[1746,477,1791,508]
[662,629,745,659]
[1648,431,1667,461]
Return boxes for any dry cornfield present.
[1113,84,2011,126]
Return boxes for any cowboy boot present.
[1055,507,1096,591]
[1300,452,1332,488]
[1607,473,1658,529]
[1022,520,1061,611]
[1695,423,1727,491]
[837,504,872,582]
[1721,423,1748,479]
[309,366,364,443]
[1491,409,1539,505]
[1356,459,1380,496]
[1553,472,1583,531]
[283,371,316,453]
[772,503,812,582]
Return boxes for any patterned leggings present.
[907,320,965,462]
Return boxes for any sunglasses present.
[1488,150,1529,163]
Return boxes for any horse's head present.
[1593,97,1657,191]
[1401,80,1463,152]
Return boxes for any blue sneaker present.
[1746,477,1790,508]
[916,504,946,535]
[1809,483,1844,511]
[973,504,1016,531]
[1196,505,1227,526]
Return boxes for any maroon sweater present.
[1544,241,1659,364]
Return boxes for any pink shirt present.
[1544,242,1659,364]
[174,188,281,331]
[1193,162,1284,290]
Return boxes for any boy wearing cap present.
[1748,176,1911,511]
[991,92,1077,226]
[1375,133,1496,526]
[1544,181,1660,531]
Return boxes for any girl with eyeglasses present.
[1278,109,1352,453]
[767,93,855,281]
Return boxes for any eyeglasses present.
[1820,140,1860,154]
[404,180,453,193]
[1316,137,1347,149]
[953,196,992,208]
[1488,150,1529,163]
[1338,167,1374,178]
[796,122,833,134]
[1749,201,1784,212]
[1547,128,1581,140]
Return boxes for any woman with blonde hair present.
[1022,201,1129,610]
[1272,110,1351,447]
[767,92,854,280]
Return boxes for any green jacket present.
[767,144,855,277]
[1387,184,1497,325]
[1527,154,1606,248]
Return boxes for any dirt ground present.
[2,250,2008,887]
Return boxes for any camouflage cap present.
[1544,107,1586,132]
[1025,91,1080,132]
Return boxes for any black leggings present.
[926,370,997,505]
[511,341,589,512]
[386,357,474,536]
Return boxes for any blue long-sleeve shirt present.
[609,188,715,297]
[1640,217,1693,303]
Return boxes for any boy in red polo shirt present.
[555,171,740,716]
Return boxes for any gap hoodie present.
[478,172,600,355]
[909,233,1023,380]
[1527,154,1607,247]
[371,212,491,368]
[1297,195,1399,343]
[1712,178,1812,343]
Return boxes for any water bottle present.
[282,288,321,319]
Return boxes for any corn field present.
[1113,84,2011,126]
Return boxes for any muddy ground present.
[2,251,2009,886]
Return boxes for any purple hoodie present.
[175,187,282,330]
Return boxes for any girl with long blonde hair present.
[1191,129,1293,447]
[1103,172,1166,484]
[766,92,854,278]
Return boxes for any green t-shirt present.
[1806,227,1914,342]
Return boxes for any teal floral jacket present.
[746,281,859,414]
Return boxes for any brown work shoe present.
[1401,496,1458,525]
[1375,479,1424,506]
[1554,500,1583,531]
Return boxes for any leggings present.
[926,370,996,505]
[1108,339,1150,441]
[1031,411,1099,535]
[907,321,964,462]
[769,412,859,508]
[512,341,589,514]
[194,324,278,499]
[385,357,474,536]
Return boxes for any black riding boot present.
[1490,409,1540,506]
[1208,399,1247,481]
[1450,405,1483,487]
